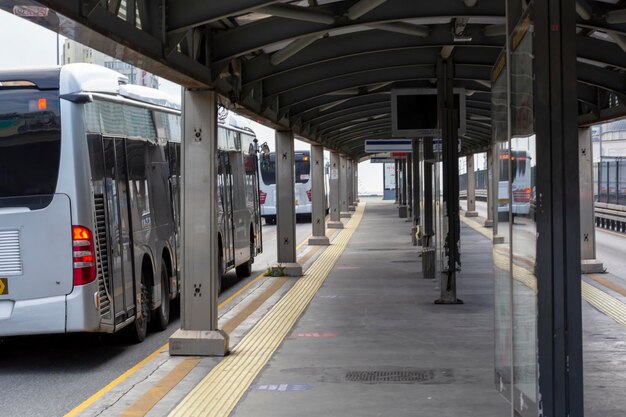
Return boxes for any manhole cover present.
[345,370,435,384]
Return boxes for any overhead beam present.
[347,0,388,20]
[367,22,429,37]
[258,3,335,24]
[271,32,326,65]
[211,0,506,64]
[166,0,282,33]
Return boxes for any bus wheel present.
[132,275,150,343]
[236,243,253,278]
[218,250,224,294]
[265,215,276,225]
[152,259,170,331]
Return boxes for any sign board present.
[370,157,396,164]
[364,139,412,153]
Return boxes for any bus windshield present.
[295,152,310,184]
[0,89,61,208]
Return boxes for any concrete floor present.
[231,200,511,417]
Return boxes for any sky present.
[0,10,383,194]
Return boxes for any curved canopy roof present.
[4,0,626,158]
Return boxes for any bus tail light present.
[259,190,267,204]
[72,226,96,286]
[306,189,312,202]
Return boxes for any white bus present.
[0,64,262,342]
[258,150,313,224]
[497,149,532,218]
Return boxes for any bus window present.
[260,154,276,185]
[295,153,310,184]
[0,89,61,209]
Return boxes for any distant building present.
[63,39,159,89]
[594,119,626,162]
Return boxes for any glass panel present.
[491,49,513,403]
[0,89,61,209]
[260,153,276,185]
[510,12,538,416]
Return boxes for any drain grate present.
[345,370,435,384]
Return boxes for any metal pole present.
[465,154,478,217]
[436,57,462,305]
[328,151,344,229]
[170,89,228,356]
[579,127,603,272]
[394,159,400,204]
[274,130,302,276]
[534,1,584,414]
[399,159,408,218]
[407,155,413,219]
[484,148,494,227]
[412,138,421,245]
[309,145,330,245]
[422,138,435,279]
[340,155,351,218]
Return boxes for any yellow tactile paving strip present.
[461,214,626,326]
[169,203,366,417]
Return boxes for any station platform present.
[72,199,625,417]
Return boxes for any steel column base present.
[327,221,344,229]
[348,205,357,211]
[169,329,229,356]
[411,226,419,246]
[309,236,330,246]
[434,298,464,305]
[272,262,303,277]
[340,212,352,219]
[422,249,435,279]
[483,219,494,227]
[465,211,478,218]
[581,259,605,274]
[493,235,505,244]
[398,206,408,218]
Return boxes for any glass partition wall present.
[493,6,539,416]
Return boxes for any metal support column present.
[407,155,413,220]
[340,155,351,218]
[394,159,400,204]
[170,89,228,356]
[534,1,584,414]
[484,148,494,227]
[579,127,603,273]
[399,159,408,218]
[354,161,359,203]
[328,151,344,229]
[465,154,478,217]
[274,130,302,276]
[309,144,330,245]
[347,158,356,211]
[422,138,436,279]
[412,138,421,245]
[436,57,462,305]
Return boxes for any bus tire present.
[265,215,276,225]
[218,247,224,294]
[152,259,170,331]
[131,273,150,343]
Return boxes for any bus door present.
[229,151,250,265]
[103,137,136,324]
[218,151,235,267]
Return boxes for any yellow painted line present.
[169,203,366,417]
[64,342,170,417]
[65,231,314,417]
[582,280,626,326]
[588,274,626,298]
[462,211,626,326]
[121,357,201,417]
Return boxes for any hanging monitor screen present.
[391,88,465,137]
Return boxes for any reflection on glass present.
[491,48,513,401]
[510,12,538,417]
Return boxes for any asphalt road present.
[0,221,312,417]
